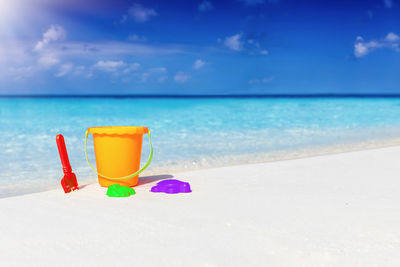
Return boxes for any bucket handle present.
[84,130,153,180]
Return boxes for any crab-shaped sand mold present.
[106,184,136,197]
[150,179,192,194]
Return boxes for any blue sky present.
[0,0,399,95]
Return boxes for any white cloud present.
[6,66,35,80]
[247,39,260,48]
[128,4,157,23]
[73,65,92,78]
[221,34,268,55]
[224,33,243,51]
[49,41,185,57]
[354,42,369,58]
[35,25,66,51]
[43,25,66,42]
[55,63,73,77]
[383,0,393,8]
[246,39,268,55]
[354,32,400,58]
[141,67,167,82]
[94,60,126,72]
[128,34,147,42]
[37,55,59,67]
[2,30,186,81]
[123,63,140,73]
[3,40,179,80]
[238,0,265,6]
[193,59,206,69]
[174,72,190,83]
[249,77,273,84]
[198,0,213,11]
[385,32,400,42]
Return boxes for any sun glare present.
[0,0,22,34]
[0,0,15,20]
[0,0,26,37]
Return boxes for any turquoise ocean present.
[1,96,400,197]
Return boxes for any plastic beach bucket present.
[85,126,153,187]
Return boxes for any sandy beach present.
[1,146,400,266]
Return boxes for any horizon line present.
[1,93,400,98]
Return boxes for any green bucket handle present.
[84,130,153,180]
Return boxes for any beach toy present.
[56,134,79,193]
[106,184,136,197]
[150,179,192,194]
[85,126,153,187]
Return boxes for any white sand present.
[1,146,400,266]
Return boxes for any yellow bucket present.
[85,126,153,187]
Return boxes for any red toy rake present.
[56,134,79,193]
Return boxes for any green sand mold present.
[106,184,136,197]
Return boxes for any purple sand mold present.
[150,179,192,194]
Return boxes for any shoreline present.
[144,137,400,175]
[1,145,400,265]
[1,138,400,199]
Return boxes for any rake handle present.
[56,134,72,174]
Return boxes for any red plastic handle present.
[56,134,72,173]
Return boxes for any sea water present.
[1,96,400,197]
